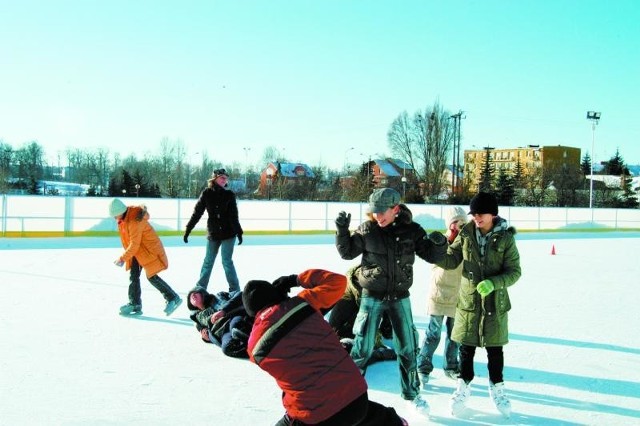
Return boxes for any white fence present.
[1,194,640,236]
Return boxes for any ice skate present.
[489,382,511,418]
[450,378,470,417]
[119,303,143,316]
[407,394,429,416]
[164,297,182,316]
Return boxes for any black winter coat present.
[185,184,243,241]
[335,205,446,300]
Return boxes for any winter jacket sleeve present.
[486,233,521,291]
[220,291,246,316]
[415,227,447,264]
[335,223,367,260]
[120,214,143,263]
[436,232,464,270]
[193,307,217,328]
[296,269,347,311]
[229,192,243,236]
[185,192,207,233]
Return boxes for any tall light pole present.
[344,146,354,173]
[243,147,251,187]
[586,111,601,212]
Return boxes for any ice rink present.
[1,232,639,425]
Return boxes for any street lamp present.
[243,147,251,187]
[586,111,601,212]
[266,168,274,201]
[401,175,407,200]
[344,147,354,173]
[135,184,140,197]
[188,152,200,198]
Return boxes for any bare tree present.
[387,111,419,178]
[387,101,455,200]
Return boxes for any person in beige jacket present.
[417,206,467,386]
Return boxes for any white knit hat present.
[445,206,467,226]
[109,198,127,217]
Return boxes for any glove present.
[447,222,460,243]
[114,259,124,267]
[476,279,495,297]
[237,234,243,245]
[200,328,211,342]
[335,211,351,232]
[183,230,190,244]
[427,231,447,246]
[272,274,299,296]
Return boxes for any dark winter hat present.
[187,286,208,310]
[211,168,229,180]
[242,280,287,317]
[468,192,499,216]
[368,188,401,213]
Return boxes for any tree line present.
[1,102,638,208]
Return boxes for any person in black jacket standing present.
[184,168,243,293]
[335,188,447,417]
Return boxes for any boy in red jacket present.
[242,269,408,425]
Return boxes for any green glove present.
[476,279,495,297]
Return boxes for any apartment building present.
[463,145,581,192]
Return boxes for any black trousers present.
[459,344,504,384]
[128,257,177,304]
[275,392,403,426]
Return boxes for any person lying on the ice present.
[187,287,253,359]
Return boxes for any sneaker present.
[444,368,460,380]
[450,378,470,417]
[489,382,511,418]
[164,297,183,316]
[119,303,142,316]
[407,395,429,416]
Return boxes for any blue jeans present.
[196,237,240,292]
[417,315,459,375]
[351,295,420,400]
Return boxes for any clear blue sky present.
[1,0,639,170]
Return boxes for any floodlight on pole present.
[586,111,601,212]
[243,147,251,186]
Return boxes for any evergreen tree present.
[580,153,592,176]
[619,173,639,208]
[479,149,495,193]
[495,167,515,206]
[513,158,524,189]
[604,149,626,175]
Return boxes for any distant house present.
[258,161,315,199]
[340,158,417,197]
[368,158,414,191]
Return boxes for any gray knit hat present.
[368,188,401,213]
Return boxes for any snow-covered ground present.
[1,233,639,425]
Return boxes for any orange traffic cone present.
[551,244,556,255]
